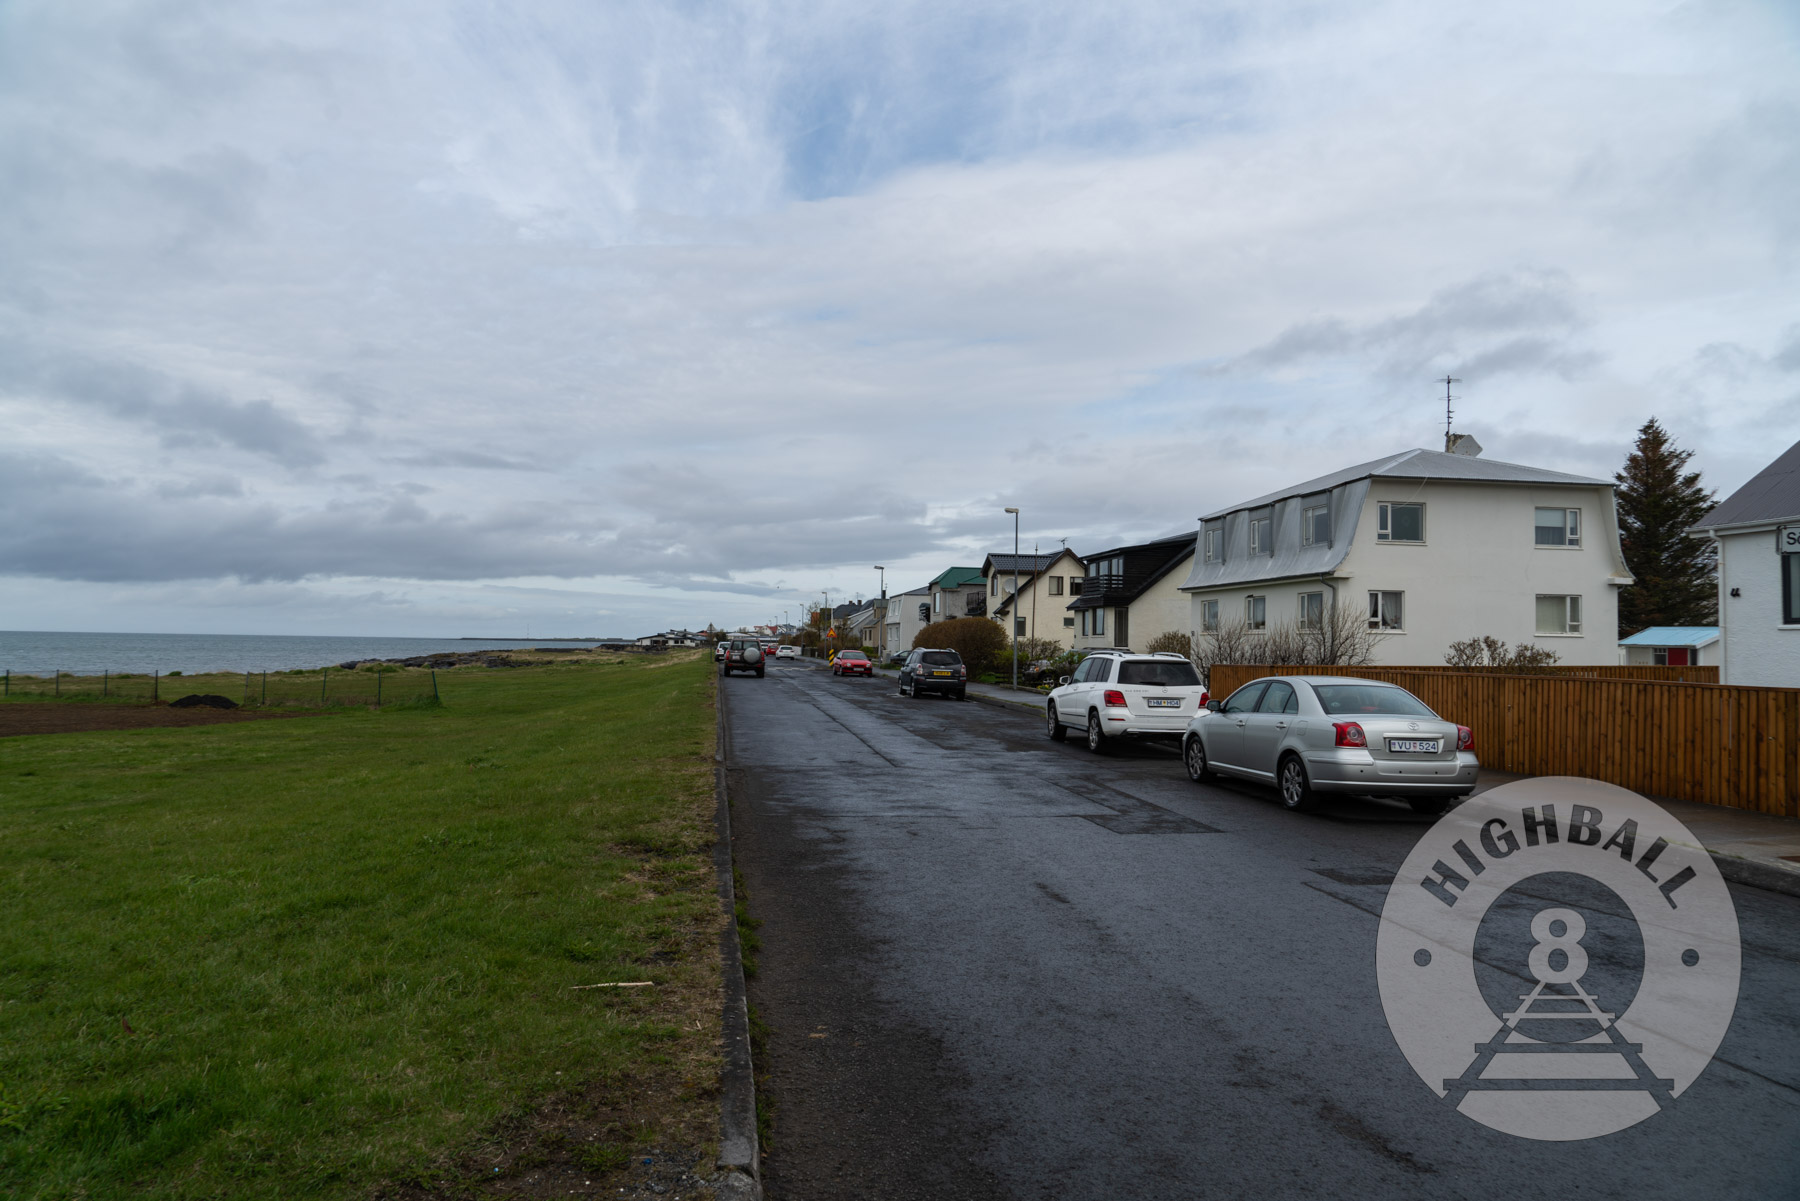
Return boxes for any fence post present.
[432,669,439,702]
[153,670,159,703]
[104,669,109,698]
[262,671,267,706]
[244,671,250,707]
[321,667,328,706]
[377,669,382,709]
[55,670,60,697]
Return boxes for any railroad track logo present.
[1376,777,1740,1140]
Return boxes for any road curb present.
[713,685,762,1199]
[965,688,1045,715]
[1709,849,1800,900]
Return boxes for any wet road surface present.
[727,661,1800,1200]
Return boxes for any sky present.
[3,0,1797,638]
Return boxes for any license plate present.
[1145,698,1181,709]
[932,670,951,677]
[1388,739,1441,754]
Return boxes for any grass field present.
[0,653,722,1199]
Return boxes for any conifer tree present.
[1615,418,1717,635]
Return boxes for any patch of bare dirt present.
[0,702,322,738]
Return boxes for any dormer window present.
[1302,503,1330,547]
[1249,511,1273,556]
[1203,524,1223,563]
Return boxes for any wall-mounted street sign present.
[1779,525,1800,553]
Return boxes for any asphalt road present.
[727,660,1800,1201]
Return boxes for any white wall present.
[987,552,1084,650]
[1071,558,1193,653]
[1715,530,1800,686]
[1186,480,1627,666]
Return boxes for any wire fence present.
[0,666,440,709]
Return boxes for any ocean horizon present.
[0,631,631,676]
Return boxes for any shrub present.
[1144,631,1193,659]
[1444,636,1563,672]
[913,617,1008,674]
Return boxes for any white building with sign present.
[1690,438,1800,686]
[1179,446,1634,666]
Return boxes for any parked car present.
[720,639,765,678]
[1181,675,1477,814]
[715,640,728,661]
[899,648,966,699]
[832,648,873,677]
[887,649,909,666]
[1046,651,1208,753]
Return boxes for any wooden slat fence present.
[1286,664,1717,683]
[1208,664,1799,817]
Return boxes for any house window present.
[1298,591,1324,631]
[1068,577,1084,595]
[1536,594,1582,635]
[1095,608,1107,635]
[1201,599,1220,633]
[1203,525,1223,563]
[1015,617,1026,636]
[1368,591,1404,631]
[991,575,999,596]
[1246,596,1266,631]
[1302,504,1330,547]
[1535,507,1582,547]
[1048,575,1064,596]
[1786,555,1800,625]
[934,592,941,613]
[1063,616,1075,628]
[1249,512,1273,556]
[1377,502,1425,543]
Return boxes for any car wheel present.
[1047,702,1067,741]
[1183,735,1212,782]
[954,689,966,701]
[1408,798,1450,816]
[1086,712,1108,754]
[756,667,765,678]
[1279,755,1315,812]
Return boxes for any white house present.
[1179,446,1633,666]
[982,550,1087,649]
[884,585,932,654]
[1617,627,1720,667]
[1690,438,1800,686]
[1068,533,1196,653]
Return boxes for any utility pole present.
[874,566,886,657]
[1005,507,1020,691]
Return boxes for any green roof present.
[931,566,986,589]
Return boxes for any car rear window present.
[1313,684,1436,717]
[919,651,961,666]
[1118,661,1202,687]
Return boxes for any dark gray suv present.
[899,648,966,699]
[720,639,765,678]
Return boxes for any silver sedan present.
[1180,675,1478,814]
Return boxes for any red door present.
[1667,648,1689,666]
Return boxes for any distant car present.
[776,645,798,659]
[1046,651,1208,753]
[887,649,909,666]
[899,648,966,699]
[719,639,765,678]
[1181,675,1477,814]
[832,648,873,677]
[715,641,728,662]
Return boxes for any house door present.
[1114,608,1130,649]
[1667,648,1689,666]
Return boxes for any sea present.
[0,631,625,676]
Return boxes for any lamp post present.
[821,590,830,657]
[1004,507,1020,691]
[873,566,886,656]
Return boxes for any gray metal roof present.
[1201,448,1610,520]
[1692,438,1800,530]
[984,552,1067,574]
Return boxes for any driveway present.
[725,662,1800,1200]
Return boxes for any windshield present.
[1313,684,1436,717]
[1118,661,1202,687]
[839,650,867,660]
[919,651,961,666]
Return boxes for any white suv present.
[776,645,798,659]
[1046,651,1209,753]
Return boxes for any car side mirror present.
[1058,675,1070,686]
[1205,699,1221,712]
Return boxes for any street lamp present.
[873,566,886,656]
[1004,507,1020,691]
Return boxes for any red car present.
[832,649,873,677]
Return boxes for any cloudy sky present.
[3,0,1797,637]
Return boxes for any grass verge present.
[0,653,722,1199]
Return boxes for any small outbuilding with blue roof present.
[1617,626,1720,667]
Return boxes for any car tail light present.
[1333,721,1367,748]
[1456,725,1475,751]
[1198,690,1209,707]
[1103,689,1127,707]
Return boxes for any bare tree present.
[1187,592,1377,684]
[1444,635,1562,672]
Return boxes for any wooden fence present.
[1208,664,1798,817]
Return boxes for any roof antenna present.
[1440,375,1460,450]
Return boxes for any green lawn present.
[0,654,721,1199]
